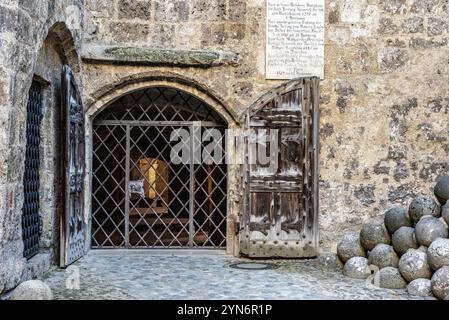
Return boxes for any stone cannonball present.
[377,267,407,289]
[431,266,449,299]
[10,280,53,300]
[360,221,391,251]
[368,244,399,269]
[398,249,432,282]
[384,206,412,234]
[427,238,449,271]
[418,246,428,253]
[337,233,366,263]
[434,176,449,205]
[442,203,449,226]
[343,257,372,279]
[409,196,441,223]
[407,279,433,297]
[415,216,448,247]
[392,226,418,256]
[318,252,344,271]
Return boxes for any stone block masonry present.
[0,0,84,294]
[320,0,449,250]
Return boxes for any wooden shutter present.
[240,77,320,258]
[60,65,86,267]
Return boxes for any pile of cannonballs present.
[337,176,449,299]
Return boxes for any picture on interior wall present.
[0,0,448,309]
[266,0,325,79]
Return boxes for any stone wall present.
[320,0,449,250]
[82,0,449,252]
[1,0,449,295]
[0,0,84,294]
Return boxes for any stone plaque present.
[266,0,325,80]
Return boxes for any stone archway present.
[85,76,241,255]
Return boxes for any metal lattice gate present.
[22,80,43,259]
[92,87,227,248]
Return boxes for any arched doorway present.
[91,87,227,249]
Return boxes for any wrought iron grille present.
[92,87,227,249]
[22,80,43,259]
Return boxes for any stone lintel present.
[81,45,240,67]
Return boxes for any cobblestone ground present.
[43,250,426,300]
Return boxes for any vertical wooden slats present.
[240,77,320,258]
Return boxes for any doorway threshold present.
[89,249,226,256]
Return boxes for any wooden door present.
[60,65,86,267]
[240,77,320,258]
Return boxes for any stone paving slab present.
[42,250,427,300]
